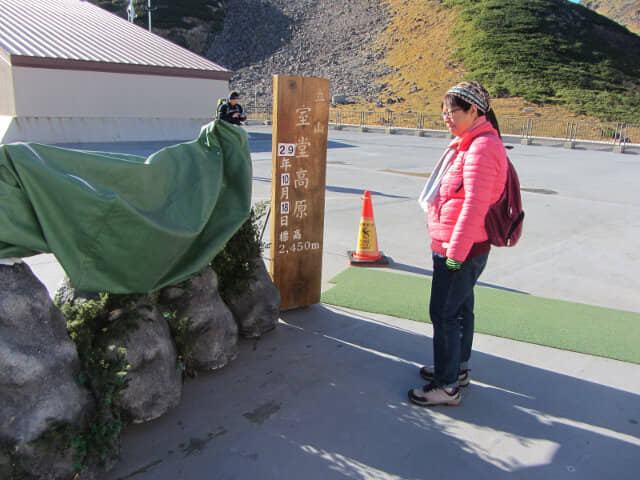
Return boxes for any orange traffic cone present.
[348,190,390,266]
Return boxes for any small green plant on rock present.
[57,293,141,472]
[162,309,197,377]
[211,202,269,303]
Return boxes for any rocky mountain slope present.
[205,0,640,122]
[582,0,640,35]
[205,0,393,105]
[92,1,640,121]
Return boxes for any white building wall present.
[1,66,231,144]
[12,66,227,118]
[0,60,16,115]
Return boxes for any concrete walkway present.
[25,126,640,479]
[94,305,640,480]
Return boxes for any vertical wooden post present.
[270,75,330,310]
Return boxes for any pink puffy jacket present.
[428,117,508,262]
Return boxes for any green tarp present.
[0,120,252,293]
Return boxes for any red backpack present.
[485,157,524,247]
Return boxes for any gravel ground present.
[205,0,394,105]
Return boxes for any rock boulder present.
[0,262,92,479]
[158,267,239,371]
[224,259,280,338]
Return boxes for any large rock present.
[158,267,239,371]
[110,298,183,424]
[0,262,92,480]
[56,282,183,424]
[224,258,280,338]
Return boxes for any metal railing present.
[245,104,272,123]
[246,105,639,149]
[330,110,450,132]
[503,117,638,145]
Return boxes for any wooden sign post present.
[270,75,330,310]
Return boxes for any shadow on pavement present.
[326,186,409,199]
[248,131,355,153]
[103,304,640,480]
[383,262,529,295]
[249,178,410,202]
[56,131,355,158]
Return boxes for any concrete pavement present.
[24,125,640,479]
[96,304,640,480]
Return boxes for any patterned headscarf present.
[446,81,491,113]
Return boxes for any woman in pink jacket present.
[410,81,507,407]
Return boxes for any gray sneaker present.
[419,366,470,387]
[408,382,461,406]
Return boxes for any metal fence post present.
[386,111,395,134]
[416,112,424,136]
[521,118,532,145]
[564,121,576,149]
[614,123,627,153]
[360,111,368,132]
[334,110,342,130]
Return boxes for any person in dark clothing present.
[217,91,247,125]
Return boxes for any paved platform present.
[23,126,640,479]
[97,305,640,480]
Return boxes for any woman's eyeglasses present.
[441,108,462,119]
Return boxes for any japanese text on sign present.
[270,75,329,310]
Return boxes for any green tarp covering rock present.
[0,120,252,293]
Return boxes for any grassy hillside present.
[373,1,463,113]
[372,0,640,123]
[582,0,640,35]
[450,0,640,122]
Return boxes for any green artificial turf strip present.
[321,267,640,364]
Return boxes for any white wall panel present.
[12,67,228,118]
